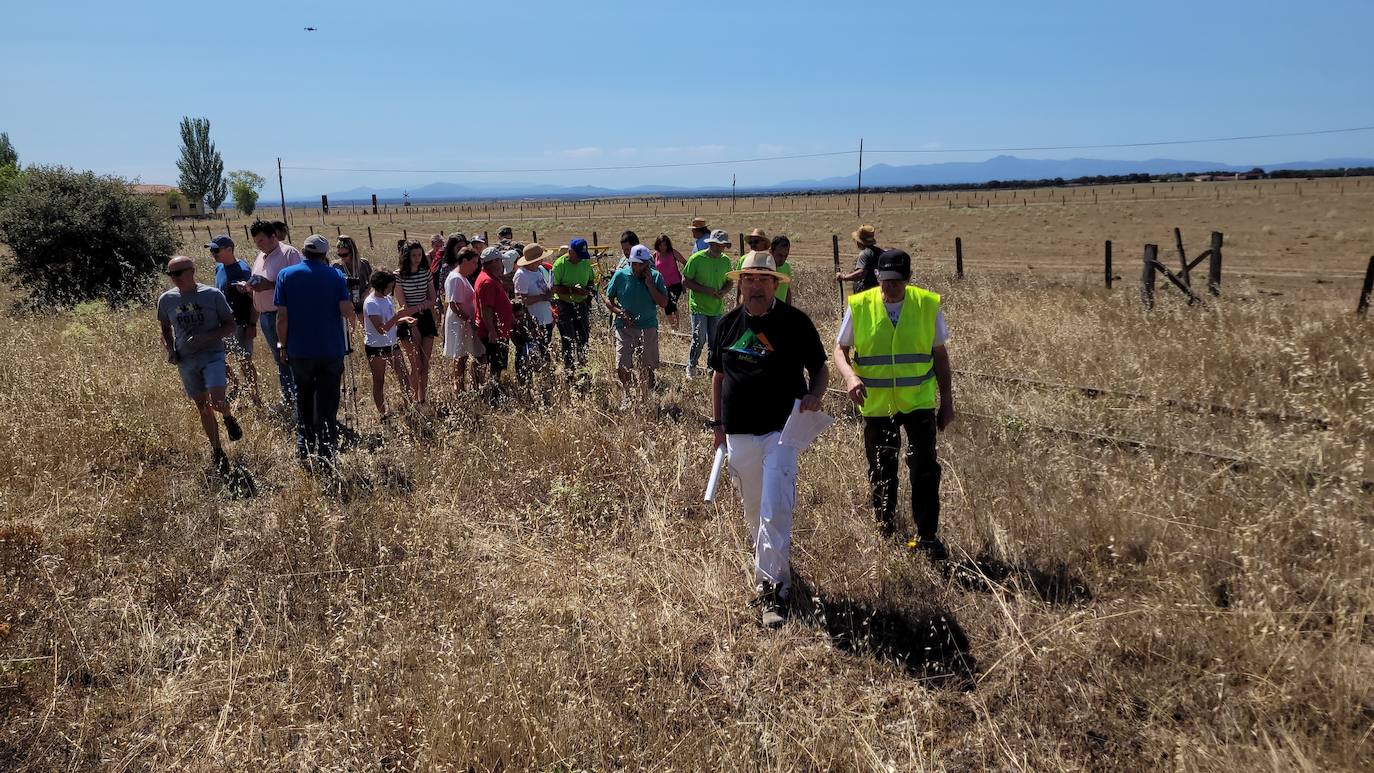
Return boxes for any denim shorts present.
[177,350,228,397]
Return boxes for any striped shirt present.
[397,271,431,307]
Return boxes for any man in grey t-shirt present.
[157,255,245,470]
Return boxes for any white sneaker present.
[685,366,698,380]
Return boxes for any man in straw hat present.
[682,229,735,379]
[832,248,954,561]
[689,217,711,254]
[709,251,828,628]
[744,227,769,255]
[605,244,670,404]
[513,243,554,383]
[834,224,883,295]
[736,231,793,305]
[158,255,245,472]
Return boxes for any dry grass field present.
[1,178,1372,769]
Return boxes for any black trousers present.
[863,408,941,539]
[290,357,344,459]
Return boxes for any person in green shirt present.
[734,234,795,304]
[682,229,735,378]
[550,238,598,377]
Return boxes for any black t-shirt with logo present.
[709,301,827,436]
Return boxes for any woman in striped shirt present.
[396,241,438,403]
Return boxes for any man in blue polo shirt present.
[274,234,356,463]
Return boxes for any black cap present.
[876,249,911,281]
[498,226,514,238]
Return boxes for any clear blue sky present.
[3,0,1373,196]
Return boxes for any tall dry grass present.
[0,191,1371,770]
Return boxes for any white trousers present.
[726,432,799,597]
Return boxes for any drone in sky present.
[304,26,317,31]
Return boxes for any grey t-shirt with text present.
[157,283,234,356]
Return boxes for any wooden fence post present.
[532,229,538,243]
[955,237,964,279]
[592,231,598,247]
[367,226,373,248]
[1141,244,1158,309]
[1104,240,1113,289]
[1207,232,1224,296]
[1174,227,1189,286]
[832,234,844,313]
[243,224,250,241]
[1357,255,1374,315]
[402,229,407,242]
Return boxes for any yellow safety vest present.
[849,285,940,417]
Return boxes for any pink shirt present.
[653,249,684,285]
[250,243,303,312]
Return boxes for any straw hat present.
[515,243,546,268]
[852,224,877,245]
[727,251,790,283]
[690,217,709,230]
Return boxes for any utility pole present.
[731,174,736,212]
[855,138,864,218]
[277,157,288,226]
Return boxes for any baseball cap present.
[480,245,503,263]
[303,234,330,255]
[470,233,488,244]
[569,238,590,259]
[705,229,731,246]
[627,244,654,264]
[876,249,911,281]
[205,234,235,250]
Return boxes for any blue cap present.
[569,238,590,259]
[205,234,235,250]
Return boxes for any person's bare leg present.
[399,339,420,401]
[369,356,388,415]
[417,337,434,403]
[208,386,234,419]
[193,394,222,451]
[389,352,412,408]
[241,357,263,406]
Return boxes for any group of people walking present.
[156,216,954,628]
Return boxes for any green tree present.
[0,132,16,167]
[175,117,223,214]
[228,170,265,216]
[0,166,179,307]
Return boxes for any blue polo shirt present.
[273,258,349,359]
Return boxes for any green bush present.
[0,166,180,307]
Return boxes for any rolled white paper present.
[704,445,726,502]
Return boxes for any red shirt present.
[474,271,513,340]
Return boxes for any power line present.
[278,125,1374,176]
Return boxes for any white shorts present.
[443,313,481,358]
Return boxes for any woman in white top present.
[363,270,416,421]
[442,248,482,396]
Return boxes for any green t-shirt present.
[551,256,597,304]
[683,249,732,316]
[733,253,793,302]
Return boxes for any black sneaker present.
[910,537,949,563]
[758,583,787,629]
[223,415,243,442]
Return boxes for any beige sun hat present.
[690,217,709,230]
[852,224,877,245]
[727,251,790,283]
[515,243,546,268]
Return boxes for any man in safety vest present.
[832,249,955,560]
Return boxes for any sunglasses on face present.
[167,267,192,277]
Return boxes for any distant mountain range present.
[306,155,1374,203]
